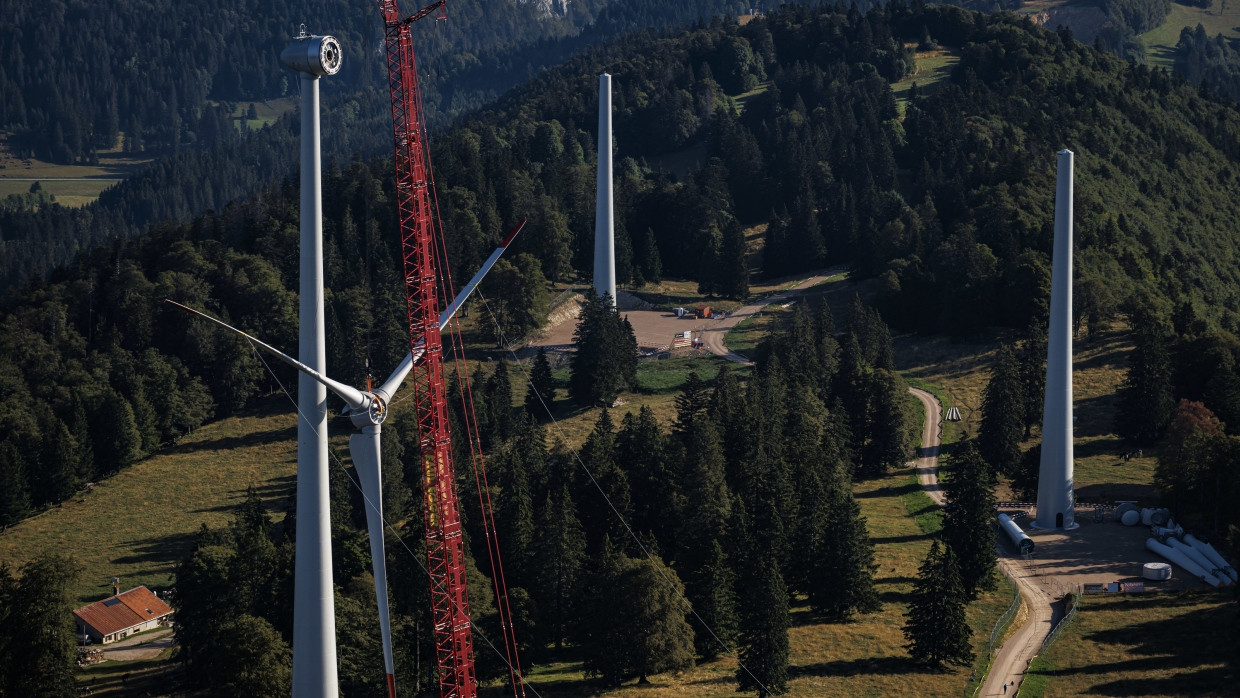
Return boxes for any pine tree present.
[524,346,555,419]
[736,552,789,696]
[617,407,674,547]
[862,369,912,475]
[941,441,998,598]
[718,218,750,299]
[689,539,739,660]
[808,462,881,620]
[1017,324,1047,439]
[575,410,632,552]
[0,442,31,526]
[979,345,1025,476]
[570,290,638,407]
[672,371,711,442]
[1116,322,1175,445]
[903,540,974,668]
[533,485,586,650]
[2,554,80,697]
[90,389,142,475]
[486,359,515,443]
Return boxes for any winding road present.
[701,266,847,364]
[907,388,1055,697]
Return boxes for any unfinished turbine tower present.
[280,27,343,695]
[594,72,616,306]
[1034,149,1078,531]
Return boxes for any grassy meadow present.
[520,458,1013,697]
[0,133,152,207]
[0,398,305,603]
[1026,589,1234,697]
[892,47,962,115]
[1141,0,1240,67]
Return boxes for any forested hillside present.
[7,2,1240,524]
[0,0,764,296]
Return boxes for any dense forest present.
[169,290,916,694]
[0,0,766,296]
[6,0,1240,532]
[3,0,1240,693]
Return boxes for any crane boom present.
[378,2,476,695]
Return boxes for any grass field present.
[0,133,153,207]
[0,397,305,603]
[539,355,747,447]
[224,97,299,131]
[520,459,1011,696]
[893,325,1143,498]
[1141,1,1240,67]
[1028,589,1234,697]
[891,47,961,115]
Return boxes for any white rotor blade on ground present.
[162,299,368,410]
[349,426,397,698]
[375,217,527,401]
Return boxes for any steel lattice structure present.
[377,1,476,694]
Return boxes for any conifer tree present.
[575,410,632,553]
[689,539,739,660]
[1,554,80,697]
[903,540,974,668]
[493,430,537,588]
[67,394,95,482]
[979,344,1025,476]
[0,442,31,527]
[736,552,789,696]
[617,407,674,547]
[941,440,998,598]
[524,346,555,419]
[808,462,881,620]
[576,545,695,685]
[533,485,586,650]
[1116,321,1175,444]
[673,371,711,442]
[718,217,750,300]
[570,290,638,407]
[863,369,913,475]
[90,389,142,475]
[1017,324,1047,439]
[34,411,80,507]
[486,359,515,443]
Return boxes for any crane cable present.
[245,342,545,698]
[470,287,772,695]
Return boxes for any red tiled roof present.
[73,586,173,636]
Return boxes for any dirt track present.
[909,387,1055,697]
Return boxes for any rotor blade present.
[375,217,527,401]
[438,216,527,329]
[350,426,397,698]
[163,299,367,410]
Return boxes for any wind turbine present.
[165,217,524,697]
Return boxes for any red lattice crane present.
[376,2,525,696]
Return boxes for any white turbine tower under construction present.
[594,72,616,306]
[1034,149,1078,531]
[280,27,343,696]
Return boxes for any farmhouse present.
[73,586,173,644]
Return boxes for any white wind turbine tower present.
[280,27,343,696]
[168,227,524,695]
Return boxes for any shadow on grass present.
[872,533,933,545]
[1035,597,1236,695]
[161,424,296,456]
[790,654,931,678]
[856,481,921,498]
